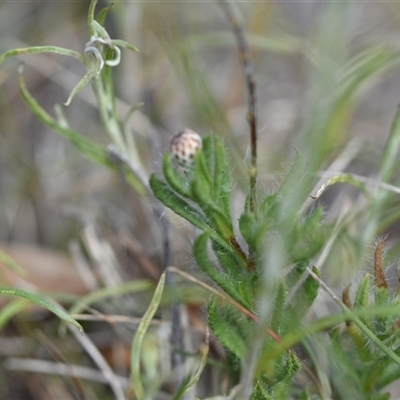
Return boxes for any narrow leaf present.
[0,287,82,331]
[18,66,113,169]
[208,300,246,359]
[150,174,210,231]
[270,280,287,333]
[212,240,244,276]
[69,279,153,316]
[130,272,166,400]
[194,233,247,308]
[239,212,258,252]
[284,267,319,331]
[96,3,114,25]
[213,135,232,218]
[88,0,98,36]
[90,19,108,39]
[354,273,370,309]
[190,177,233,237]
[162,153,191,198]
[64,70,96,106]
[111,39,140,53]
[275,351,301,383]
[0,46,83,65]
[310,174,368,200]
[173,330,209,400]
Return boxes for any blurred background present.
[2,1,400,398]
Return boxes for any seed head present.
[170,129,202,168]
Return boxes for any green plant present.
[4,1,400,399]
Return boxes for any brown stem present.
[374,236,388,289]
[218,0,258,214]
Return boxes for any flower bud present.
[170,129,202,168]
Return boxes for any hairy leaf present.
[150,174,210,231]
[162,153,191,198]
[208,300,247,359]
[194,233,247,308]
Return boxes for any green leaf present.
[150,174,210,231]
[284,267,319,331]
[203,135,232,218]
[250,382,273,400]
[212,240,245,276]
[64,70,96,106]
[95,2,114,26]
[354,273,371,327]
[18,66,113,169]
[301,267,320,305]
[88,0,98,36]
[130,272,166,400]
[90,19,108,39]
[310,174,368,200]
[111,39,140,53]
[190,177,233,238]
[239,212,258,252]
[151,174,234,253]
[208,300,247,359]
[194,150,212,186]
[190,152,233,237]
[0,46,84,66]
[270,280,287,333]
[201,135,214,176]
[260,194,278,217]
[68,279,153,316]
[289,208,327,267]
[275,351,301,383]
[0,287,82,332]
[194,233,247,308]
[162,153,191,199]
[374,287,390,333]
[172,335,209,400]
[376,354,400,391]
[190,152,213,202]
[375,286,390,307]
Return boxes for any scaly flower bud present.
[170,129,202,168]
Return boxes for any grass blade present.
[18,65,114,169]
[0,46,83,65]
[130,272,166,400]
[68,279,153,316]
[0,287,82,332]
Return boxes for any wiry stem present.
[218,0,258,214]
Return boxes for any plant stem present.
[218,0,258,214]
